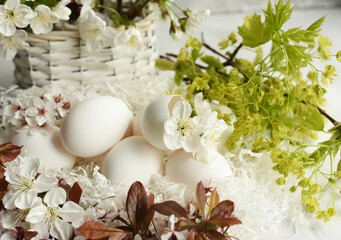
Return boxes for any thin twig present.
[203,42,230,61]
[317,107,339,126]
[224,43,243,66]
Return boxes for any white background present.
[0,1,341,239]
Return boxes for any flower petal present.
[43,187,66,207]
[163,132,182,150]
[25,204,47,224]
[14,190,37,209]
[34,174,56,192]
[59,201,85,223]
[50,219,73,240]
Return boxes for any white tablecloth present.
[0,7,340,240]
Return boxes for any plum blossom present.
[114,27,142,51]
[2,156,56,210]
[161,215,186,240]
[0,0,34,36]
[0,30,29,59]
[25,96,56,128]
[163,100,201,152]
[25,187,85,240]
[30,5,59,35]
[78,8,115,52]
[52,0,71,21]
[185,9,210,35]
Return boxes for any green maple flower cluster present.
[157,0,341,222]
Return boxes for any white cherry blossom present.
[30,5,59,35]
[52,0,71,21]
[0,0,34,36]
[114,27,142,52]
[0,30,29,59]
[25,187,85,240]
[3,156,56,210]
[78,8,115,52]
[194,111,228,163]
[185,9,210,35]
[161,215,186,240]
[0,197,41,230]
[163,100,201,152]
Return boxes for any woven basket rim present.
[27,12,156,42]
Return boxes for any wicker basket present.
[13,13,158,88]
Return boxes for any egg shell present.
[132,108,144,136]
[60,96,133,158]
[101,136,164,186]
[10,127,76,169]
[141,95,183,150]
[166,150,233,189]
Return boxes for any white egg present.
[132,108,144,136]
[141,95,183,150]
[101,136,164,186]
[60,96,133,158]
[166,150,233,189]
[10,127,76,169]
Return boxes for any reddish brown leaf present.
[107,232,130,240]
[187,230,196,240]
[141,193,155,232]
[205,230,228,240]
[209,217,242,227]
[126,181,148,231]
[0,176,8,199]
[210,200,234,219]
[196,181,206,217]
[0,142,22,163]
[58,178,72,197]
[207,188,219,217]
[69,182,82,204]
[24,231,38,240]
[77,222,126,239]
[151,201,188,219]
[175,219,192,231]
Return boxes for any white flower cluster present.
[0,156,85,239]
[163,93,228,163]
[1,86,72,133]
[0,0,70,59]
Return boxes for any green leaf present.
[201,56,224,69]
[298,105,325,131]
[155,59,177,71]
[263,0,295,31]
[237,14,272,48]
[307,16,325,32]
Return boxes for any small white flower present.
[78,8,115,52]
[170,26,183,41]
[30,5,59,35]
[194,112,227,163]
[25,96,56,127]
[163,100,201,152]
[185,9,210,35]
[3,156,56,210]
[161,215,186,240]
[194,92,211,116]
[25,187,85,240]
[52,0,71,21]
[0,30,29,59]
[114,27,142,52]
[0,0,34,36]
